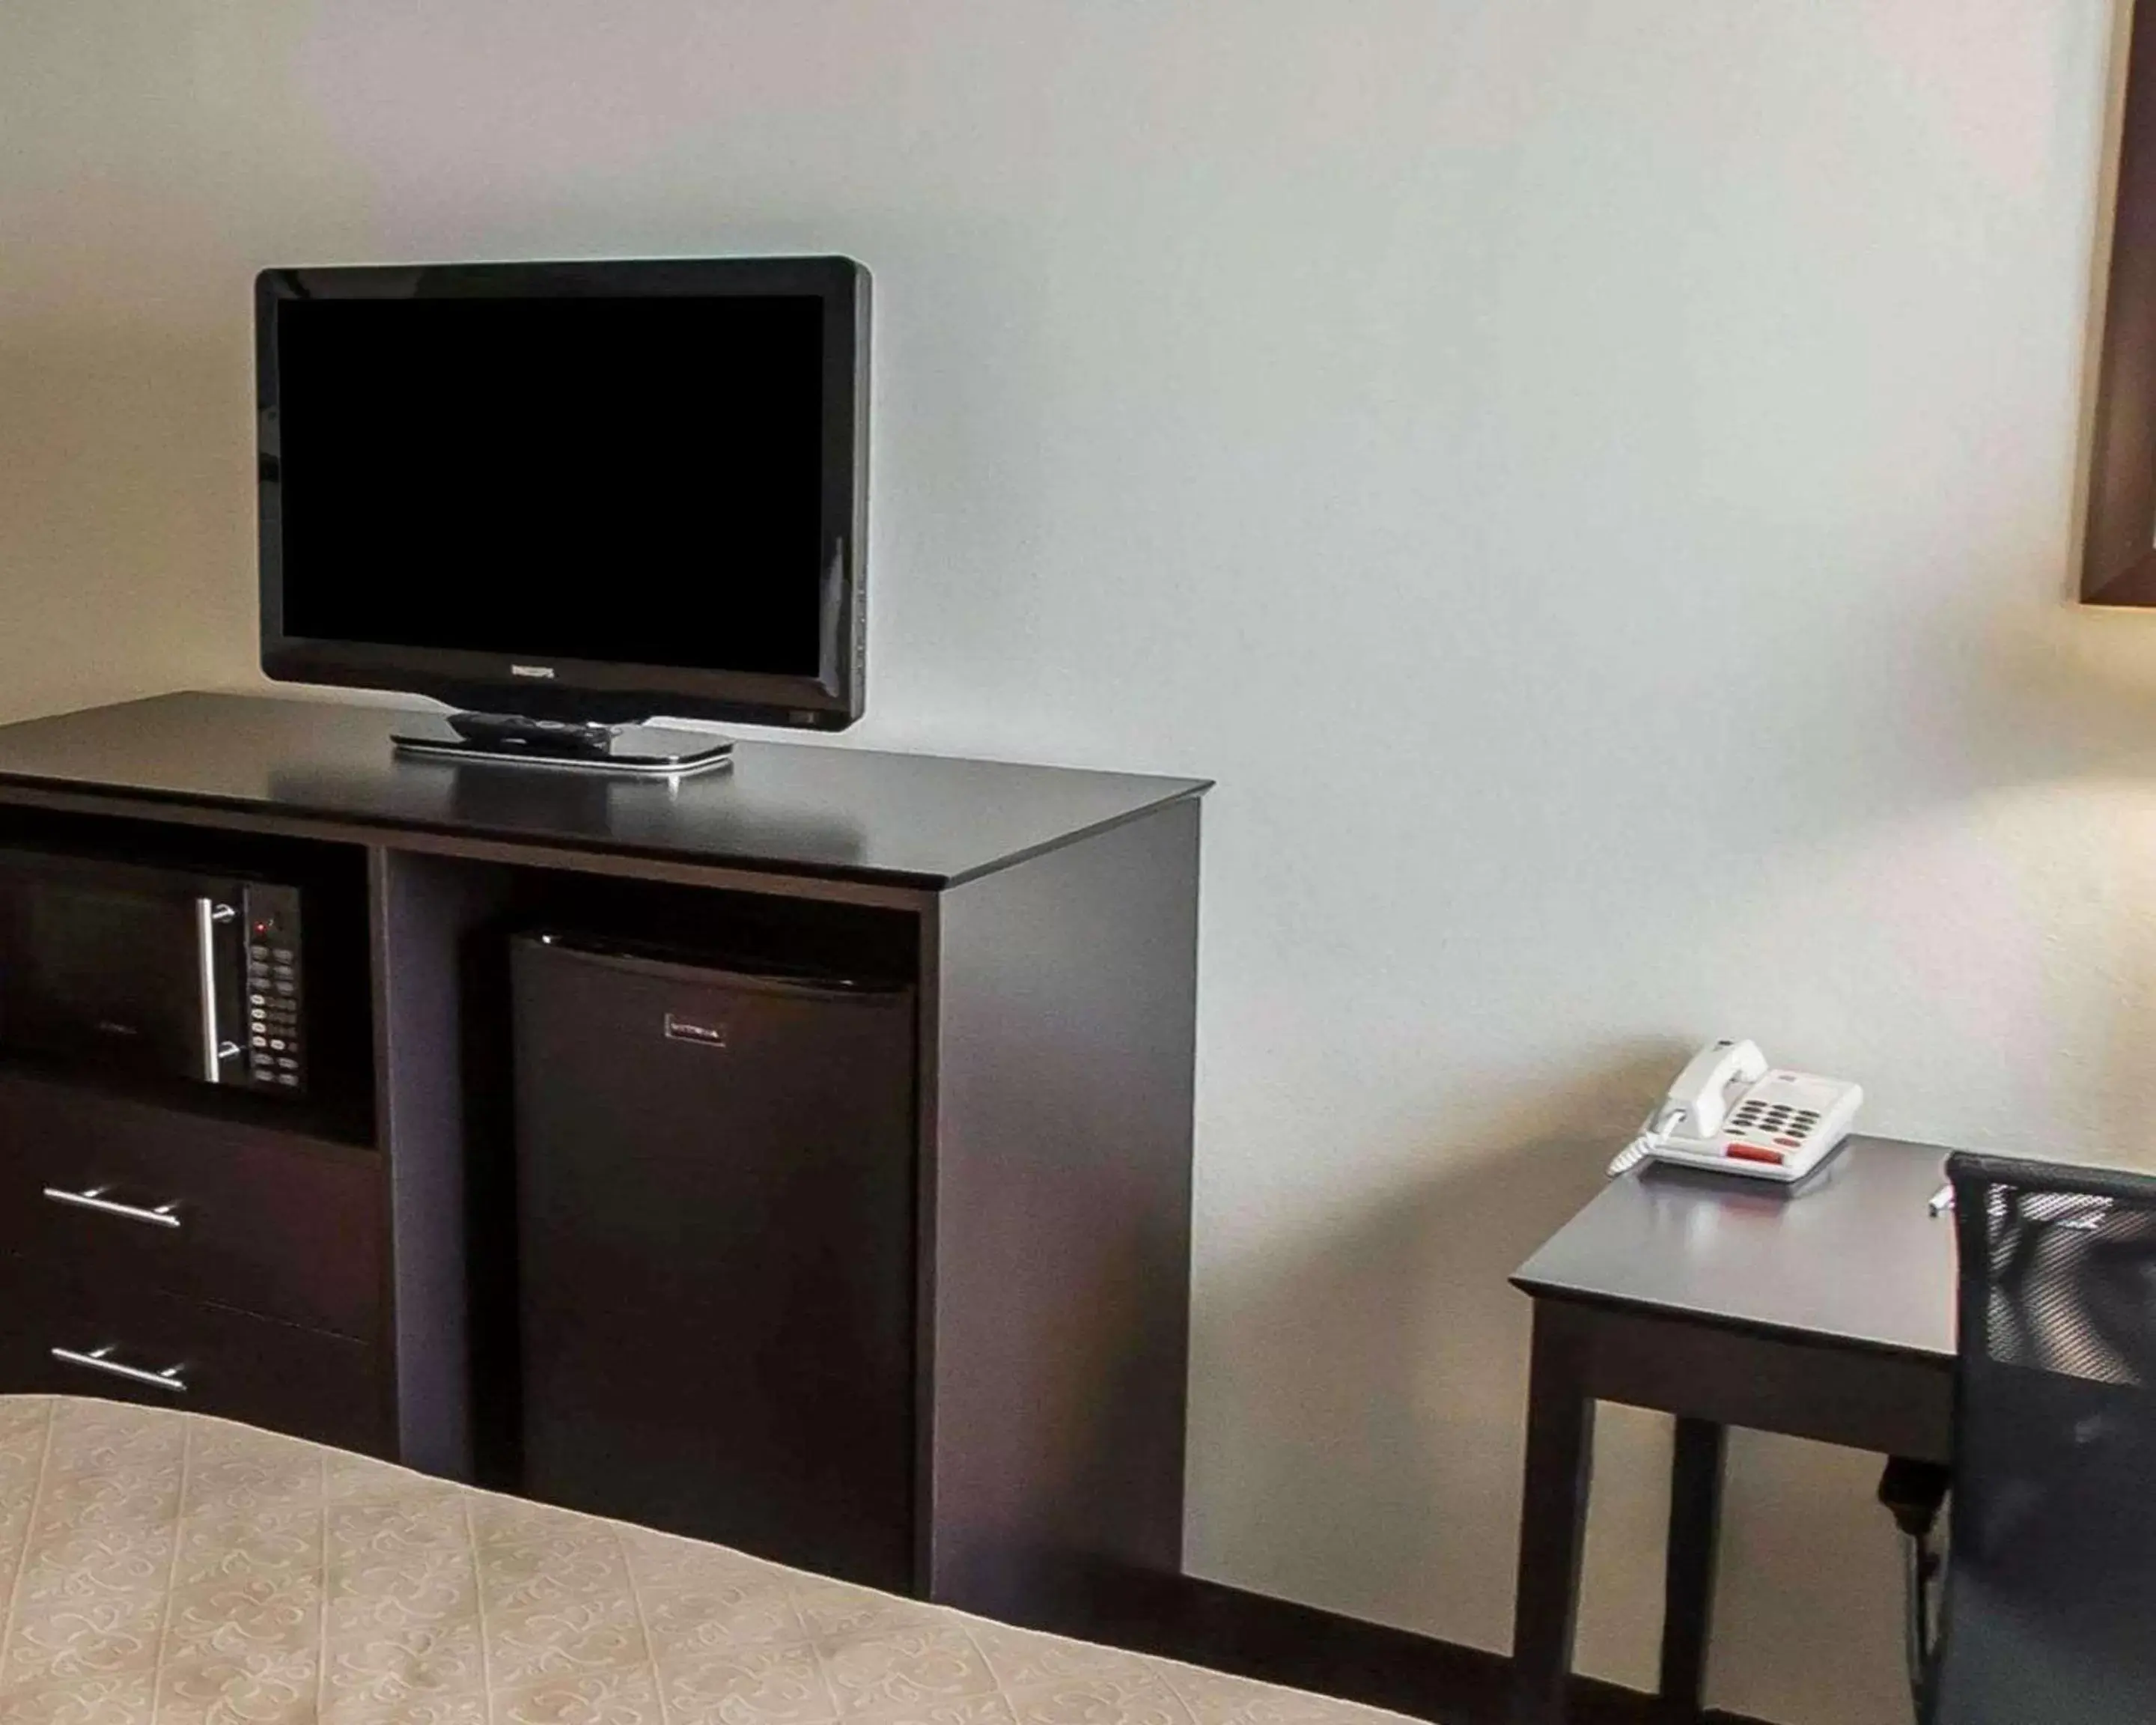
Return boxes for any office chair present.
[1919,1151,2156,1724]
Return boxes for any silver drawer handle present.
[50,1345,188,1394]
[41,1187,183,1230]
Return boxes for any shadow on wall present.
[0,324,254,722]
[1187,1046,1911,1721]
[1189,1052,1680,1645]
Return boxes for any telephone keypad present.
[1730,1098,1826,1141]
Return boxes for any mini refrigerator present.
[510,932,917,1590]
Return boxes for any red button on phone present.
[1726,1144,1786,1166]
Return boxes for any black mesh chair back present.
[1929,1152,2156,1724]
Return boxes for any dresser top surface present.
[0,693,1208,889]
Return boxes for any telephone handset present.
[1610,1038,1863,1183]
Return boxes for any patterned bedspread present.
[0,1397,1411,1725]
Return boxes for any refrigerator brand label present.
[663,1013,728,1047]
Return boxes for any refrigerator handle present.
[719,972,910,1003]
[532,936,910,1003]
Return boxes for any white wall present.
[0,4,2143,1718]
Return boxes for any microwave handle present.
[194,896,239,1083]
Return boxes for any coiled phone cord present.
[1607,1102,1685,1178]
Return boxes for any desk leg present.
[1511,1303,1596,1725]
[1657,1417,1725,1721]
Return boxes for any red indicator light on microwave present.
[1726,1144,1786,1166]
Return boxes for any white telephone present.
[1609,1038,1863,1184]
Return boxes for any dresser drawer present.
[0,1254,388,1454]
[0,1074,383,1339]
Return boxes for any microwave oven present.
[0,850,308,1095]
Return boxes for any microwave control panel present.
[240,884,305,1093]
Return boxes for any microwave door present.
[0,877,236,1083]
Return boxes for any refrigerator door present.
[511,934,918,1591]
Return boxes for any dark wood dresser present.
[0,1073,387,1449]
[0,690,1207,1624]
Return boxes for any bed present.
[0,1396,1410,1725]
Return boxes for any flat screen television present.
[256,255,869,773]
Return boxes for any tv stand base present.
[390,712,735,776]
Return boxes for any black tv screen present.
[258,257,869,730]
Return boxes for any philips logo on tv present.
[509,664,556,679]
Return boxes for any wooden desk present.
[1507,1136,1958,1725]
